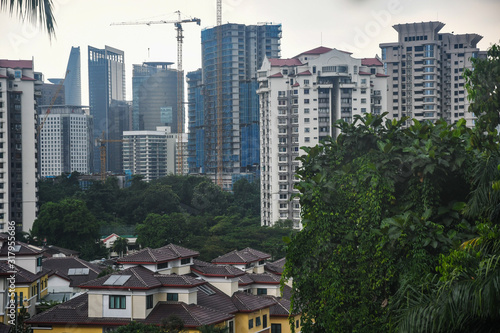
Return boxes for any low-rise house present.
[116,244,198,275]
[101,233,138,257]
[42,257,102,293]
[212,248,271,274]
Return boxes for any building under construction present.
[187,23,281,190]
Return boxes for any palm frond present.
[0,0,56,38]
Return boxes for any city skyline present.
[1,0,499,105]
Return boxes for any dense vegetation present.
[283,44,500,332]
[33,175,293,262]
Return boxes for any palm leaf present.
[0,0,56,37]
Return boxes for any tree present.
[392,44,500,333]
[191,180,231,215]
[32,198,100,251]
[136,213,183,249]
[283,114,474,332]
[114,322,162,333]
[112,237,129,257]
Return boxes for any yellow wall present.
[88,294,102,318]
[270,314,302,333]
[235,308,271,333]
[33,326,102,333]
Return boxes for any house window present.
[109,295,126,309]
[271,324,282,333]
[167,293,178,301]
[257,288,267,295]
[256,317,262,327]
[263,314,267,328]
[157,262,169,269]
[304,88,310,95]
[304,99,310,104]
[146,295,153,309]
[181,258,191,265]
[37,257,42,267]
[249,319,254,329]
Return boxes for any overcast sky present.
[1,0,499,104]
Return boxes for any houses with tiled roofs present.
[26,245,300,333]
[0,236,49,319]
[211,247,271,274]
[42,256,102,293]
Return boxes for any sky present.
[1,0,499,105]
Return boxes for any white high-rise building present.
[0,60,38,232]
[380,21,485,127]
[257,47,388,228]
[39,106,93,177]
[122,127,187,182]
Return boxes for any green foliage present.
[114,321,163,333]
[135,213,184,248]
[284,113,475,332]
[32,198,100,251]
[113,237,129,257]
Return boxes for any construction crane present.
[96,132,128,181]
[216,0,223,188]
[111,11,201,176]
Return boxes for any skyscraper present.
[48,46,81,106]
[88,45,126,173]
[187,23,282,190]
[132,62,178,131]
[0,60,38,232]
[379,21,485,127]
[257,47,388,228]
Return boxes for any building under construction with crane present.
[187,23,282,190]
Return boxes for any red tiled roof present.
[362,58,384,66]
[238,274,255,286]
[359,71,372,75]
[268,72,283,78]
[212,248,271,265]
[0,261,49,284]
[269,58,303,67]
[80,266,161,290]
[154,274,205,287]
[376,73,390,77]
[117,244,199,264]
[295,46,333,57]
[0,60,32,69]
[297,70,312,76]
[246,273,281,284]
[231,291,276,312]
[292,82,300,87]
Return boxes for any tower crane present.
[111,11,201,175]
[216,0,223,188]
[96,132,128,181]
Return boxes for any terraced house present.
[27,245,300,333]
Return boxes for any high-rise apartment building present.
[39,106,93,177]
[122,127,187,181]
[0,60,38,232]
[379,21,484,127]
[257,47,388,228]
[187,23,282,190]
[132,62,178,131]
[88,45,126,173]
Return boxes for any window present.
[304,118,310,123]
[304,88,310,95]
[361,98,366,104]
[37,257,42,267]
[167,293,178,301]
[271,324,282,333]
[257,288,267,295]
[181,258,191,265]
[109,295,126,309]
[263,314,268,327]
[304,99,310,104]
[256,317,262,327]
[296,320,300,328]
[157,262,169,269]
[146,295,153,309]
[249,319,254,329]
[304,79,309,84]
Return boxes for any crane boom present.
[111,11,201,176]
